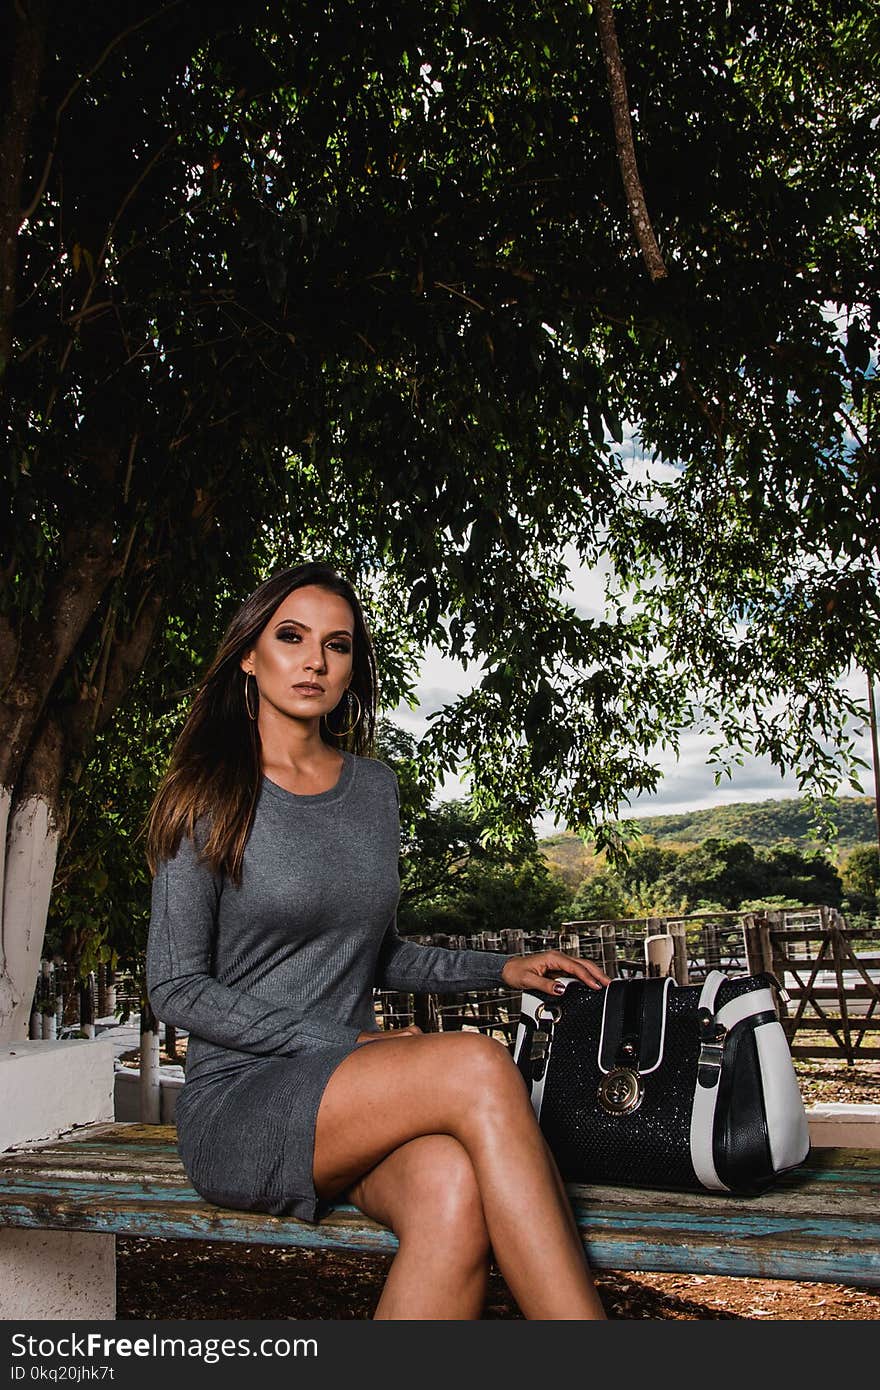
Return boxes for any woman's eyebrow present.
[274,618,353,638]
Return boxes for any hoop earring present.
[244,671,259,722]
[322,687,362,737]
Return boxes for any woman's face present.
[240,584,355,726]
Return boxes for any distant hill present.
[539,796,877,886]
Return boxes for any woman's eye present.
[275,631,350,653]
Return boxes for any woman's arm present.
[374,916,512,994]
[147,829,362,1053]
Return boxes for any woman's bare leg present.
[314,1032,606,1320]
[345,1134,490,1319]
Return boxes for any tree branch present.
[677,357,727,461]
[0,483,120,786]
[594,0,668,282]
[18,1,185,227]
[0,0,48,381]
[94,582,165,735]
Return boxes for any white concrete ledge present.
[0,1229,115,1320]
[807,1103,880,1149]
[0,1038,116,1318]
[0,1039,114,1150]
[113,1065,183,1123]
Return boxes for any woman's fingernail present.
[553,982,565,995]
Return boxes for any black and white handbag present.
[512,970,810,1195]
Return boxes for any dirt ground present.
[116,1039,879,1321]
[115,1237,880,1321]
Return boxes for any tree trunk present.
[78,971,95,1039]
[0,788,60,1041]
[0,568,165,1044]
[140,1002,161,1124]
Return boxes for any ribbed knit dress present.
[146,751,512,1223]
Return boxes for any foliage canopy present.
[1,0,877,889]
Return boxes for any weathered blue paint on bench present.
[1,1123,877,1288]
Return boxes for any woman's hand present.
[356,1024,423,1043]
[500,951,610,997]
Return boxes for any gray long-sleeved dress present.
[146,751,512,1223]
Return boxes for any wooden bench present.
[1,1121,878,1318]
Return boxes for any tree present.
[763,843,844,908]
[406,856,571,938]
[393,737,552,934]
[603,6,880,813]
[2,1,878,1039]
[840,843,880,915]
[654,836,843,912]
[565,867,629,923]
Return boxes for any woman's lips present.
[293,684,323,694]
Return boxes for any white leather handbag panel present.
[754,1019,811,1172]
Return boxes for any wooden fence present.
[386,909,879,1063]
[31,908,880,1063]
[740,907,880,1062]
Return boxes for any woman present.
[145,560,610,1319]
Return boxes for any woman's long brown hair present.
[144,562,378,885]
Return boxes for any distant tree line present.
[564,838,878,922]
[596,798,880,851]
[397,816,880,937]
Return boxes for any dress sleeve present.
[375,916,512,993]
[146,827,362,1052]
[374,763,514,993]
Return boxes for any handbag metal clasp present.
[597,1066,644,1115]
[535,1002,562,1025]
[530,1028,550,1063]
[698,1024,728,1073]
[530,1001,561,1080]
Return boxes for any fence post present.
[413,993,439,1032]
[600,923,619,979]
[743,914,775,975]
[744,916,765,976]
[502,929,525,957]
[669,924,689,985]
[645,933,674,978]
[829,911,854,1064]
[766,912,788,992]
[703,921,721,974]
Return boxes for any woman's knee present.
[395,1136,489,1260]
[446,1031,529,1106]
